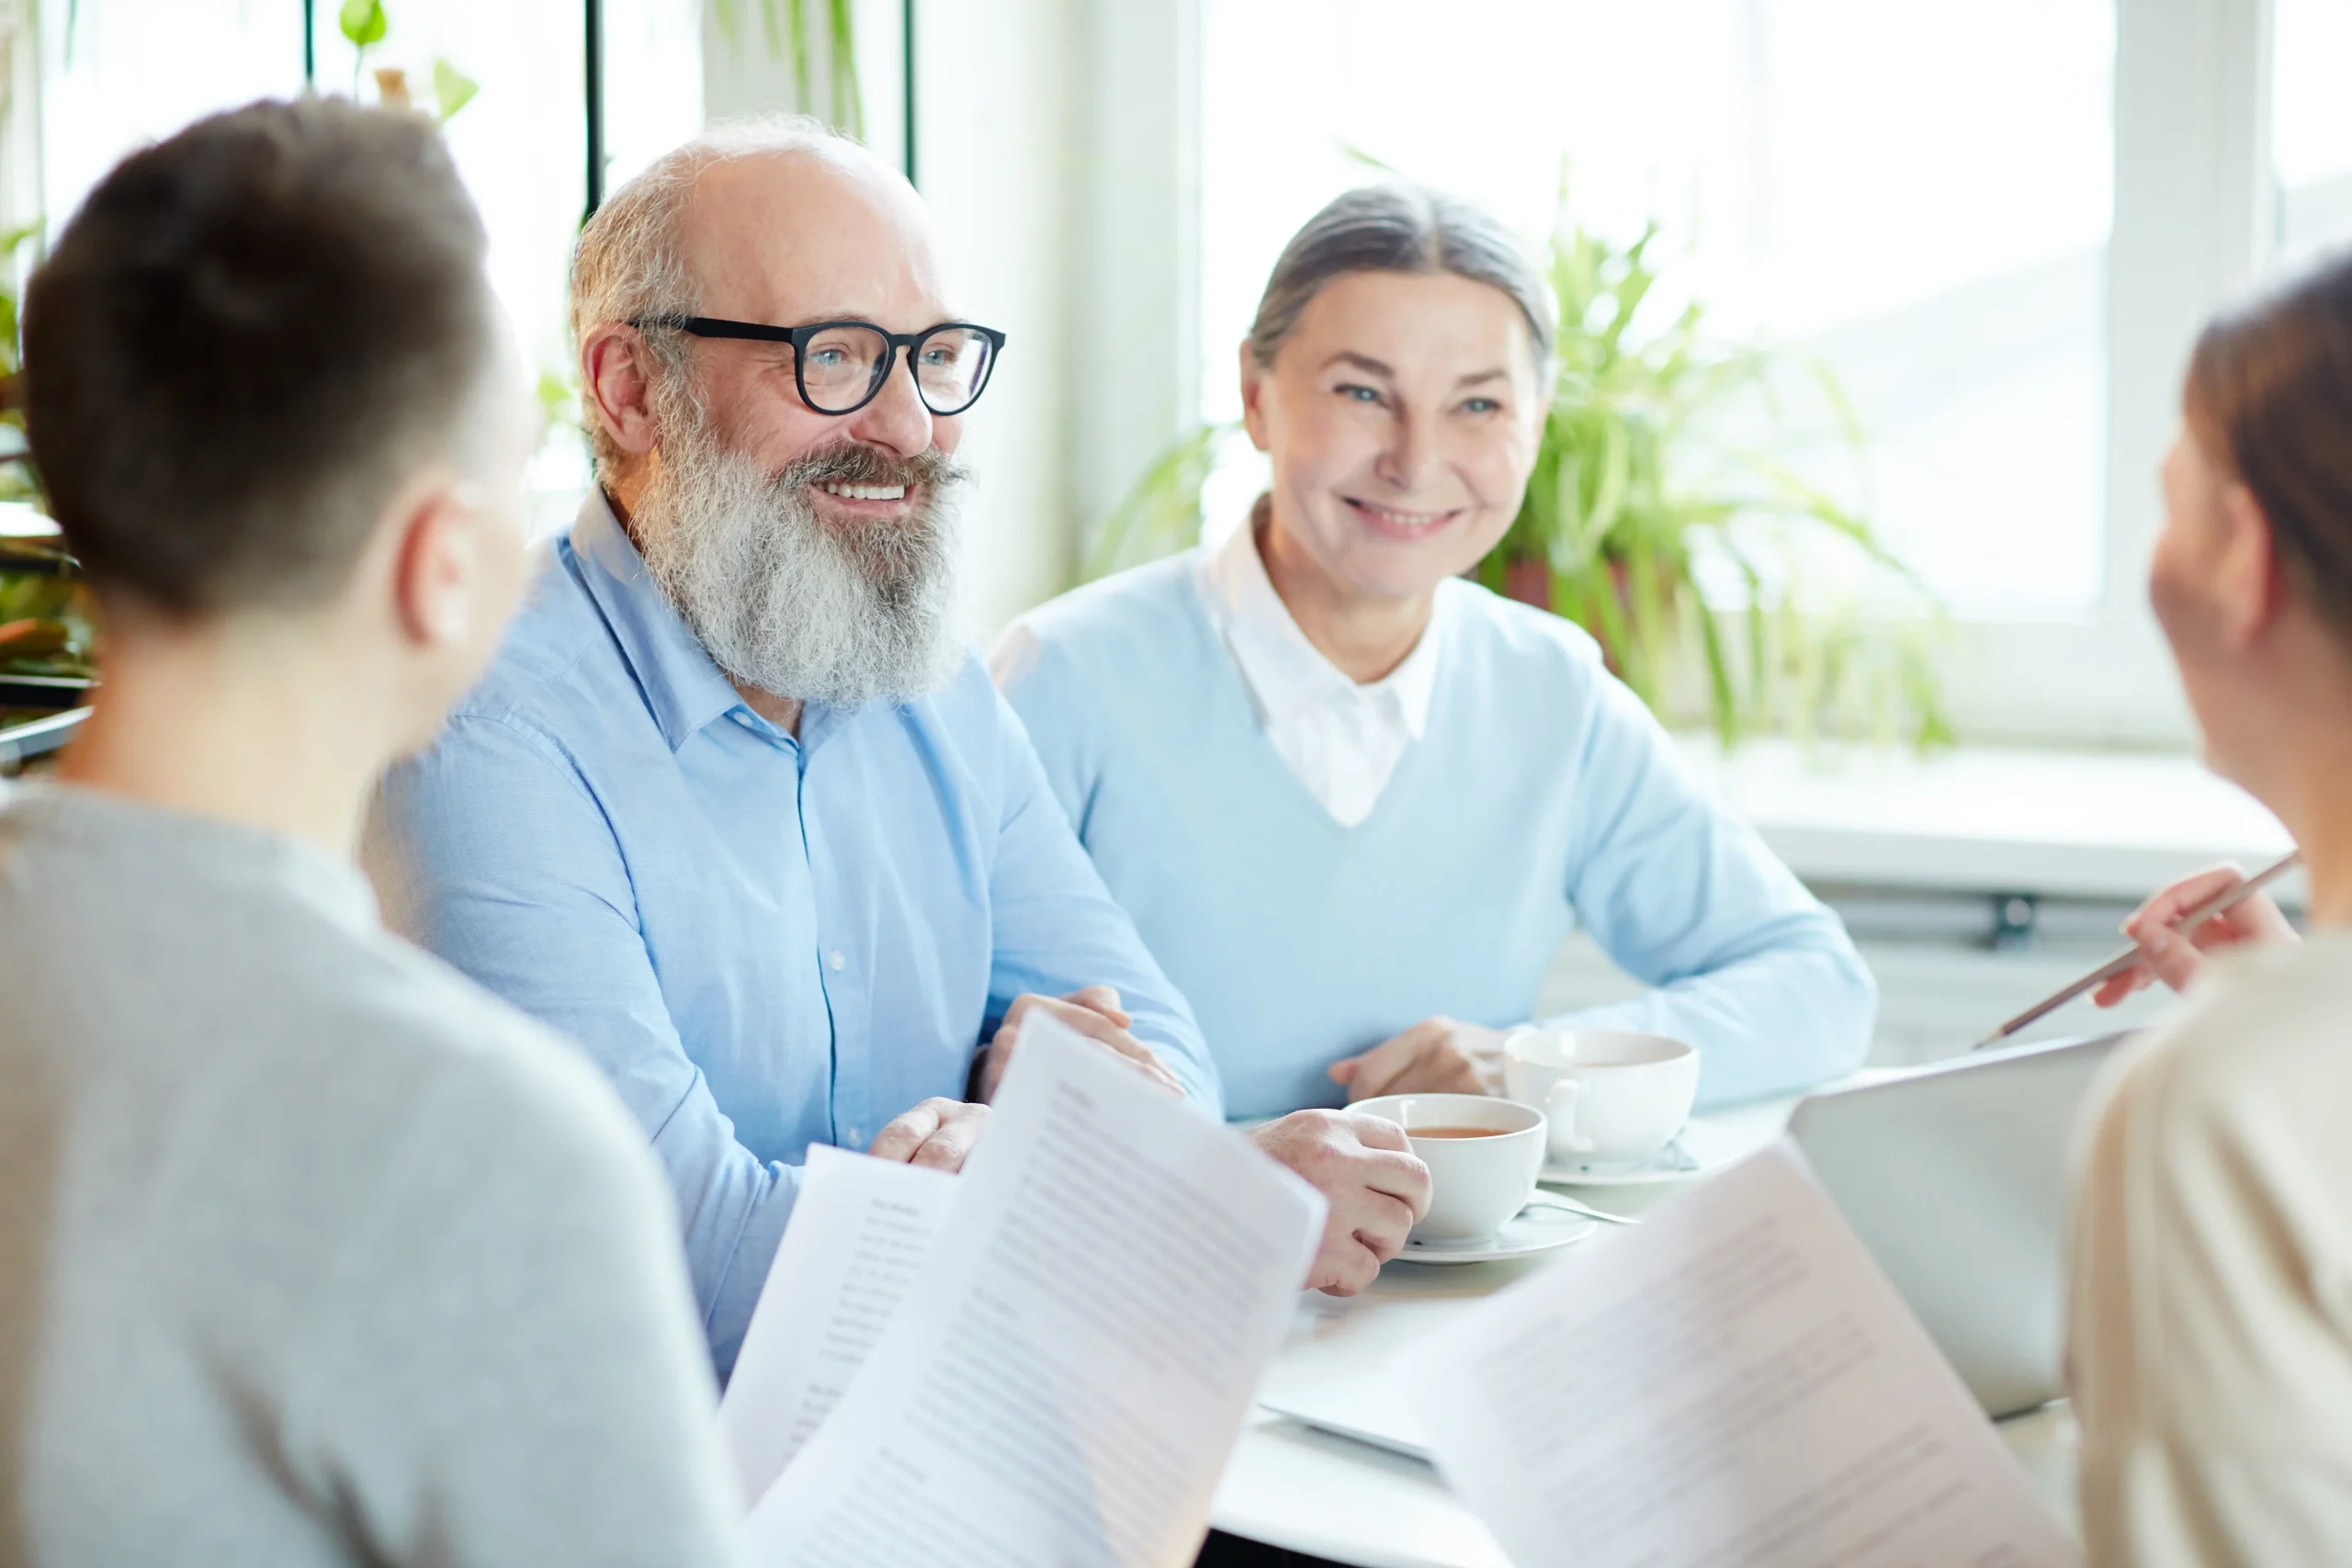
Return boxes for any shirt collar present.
[1197,511,1444,739]
[568,489,750,751]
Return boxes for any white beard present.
[632,408,967,707]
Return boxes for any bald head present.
[570,118,954,481]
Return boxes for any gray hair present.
[569,114,867,476]
[1247,183,1556,372]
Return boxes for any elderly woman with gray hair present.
[993,184,1875,1123]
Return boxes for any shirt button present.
[829,950,846,972]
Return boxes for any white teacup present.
[1503,1030,1698,1168]
[1351,1091,1545,1244]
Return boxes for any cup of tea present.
[1351,1091,1545,1243]
[1502,1030,1698,1168]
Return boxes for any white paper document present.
[1407,1140,2078,1568]
[741,1014,1328,1567]
[718,1145,958,1506]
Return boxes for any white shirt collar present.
[1196,513,1443,739]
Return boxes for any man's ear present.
[1238,339,1273,454]
[2214,479,2290,651]
[389,479,482,649]
[582,322,662,458]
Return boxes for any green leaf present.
[1079,423,1238,584]
[338,0,387,49]
[827,0,864,136]
[432,60,479,122]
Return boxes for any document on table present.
[1408,1141,2078,1568]
[740,1014,1329,1567]
[717,1145,957,1506]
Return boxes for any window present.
[32,0,702,536]
[1187,0,2325,743]
[1202,1,2115,620]
[2275,0,2352,266]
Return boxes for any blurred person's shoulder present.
[0,779,657,1200]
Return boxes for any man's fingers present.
[994,994,1182,1096]
[907,1104,988,1172]
[1010,995,1129,1049]
[867,1101,944,1163]
[1360,1148,1434,1217]
[1065,985,1134,1028]
[1346,1190,1419,1259]
[1347,1114,1413,1154]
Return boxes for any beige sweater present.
[0,784,740,1566]
[2067,929,2352,1567]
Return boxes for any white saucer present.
[1538,1117,1759,1188]
[1393,1202,1599,1265]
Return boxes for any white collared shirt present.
[1194,520,1444,828]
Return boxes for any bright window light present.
[2275,0,2352,266]
[37,0,702,537]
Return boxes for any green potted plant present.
[1082,198,1951,752]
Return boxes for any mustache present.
[778,440,968,493]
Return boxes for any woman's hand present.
[1329,1016,1509,1100]
[2093,863,2300,1007]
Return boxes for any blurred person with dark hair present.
[0,99,736,1566]
[2067,243,2352,1565]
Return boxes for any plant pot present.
[1501,556,1551,611]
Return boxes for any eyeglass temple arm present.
[630,315,798,344]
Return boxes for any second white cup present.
[1503,1029,1698,1168]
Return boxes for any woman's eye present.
[1336,383,1384,405]
[1460,397,1503,415]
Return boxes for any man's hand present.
[1250,1110,1432,1295]
[973,986,1185,1102]
[866,1097,990,1172]
[1328,1016,1508,1101]
[2093,863,2301,1007]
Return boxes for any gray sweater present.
[0,784,740,1566]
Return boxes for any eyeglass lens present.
[797,324,995,415]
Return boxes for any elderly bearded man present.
[365,118,1431,1377]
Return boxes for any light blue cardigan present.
[995,552,1876,1122]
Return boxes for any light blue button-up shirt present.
[364,494,1218,1376]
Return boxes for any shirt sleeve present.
[303,1043,742,1567]
[363,714,797,1378]
[980,685,1224,1116]
[1542,665,1876,1108]
[2069,1009,2352,1568]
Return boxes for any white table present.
[1207,1099,2082,1566]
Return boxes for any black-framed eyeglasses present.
[631,315,1006,417]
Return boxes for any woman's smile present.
[1342,495,1466,538]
